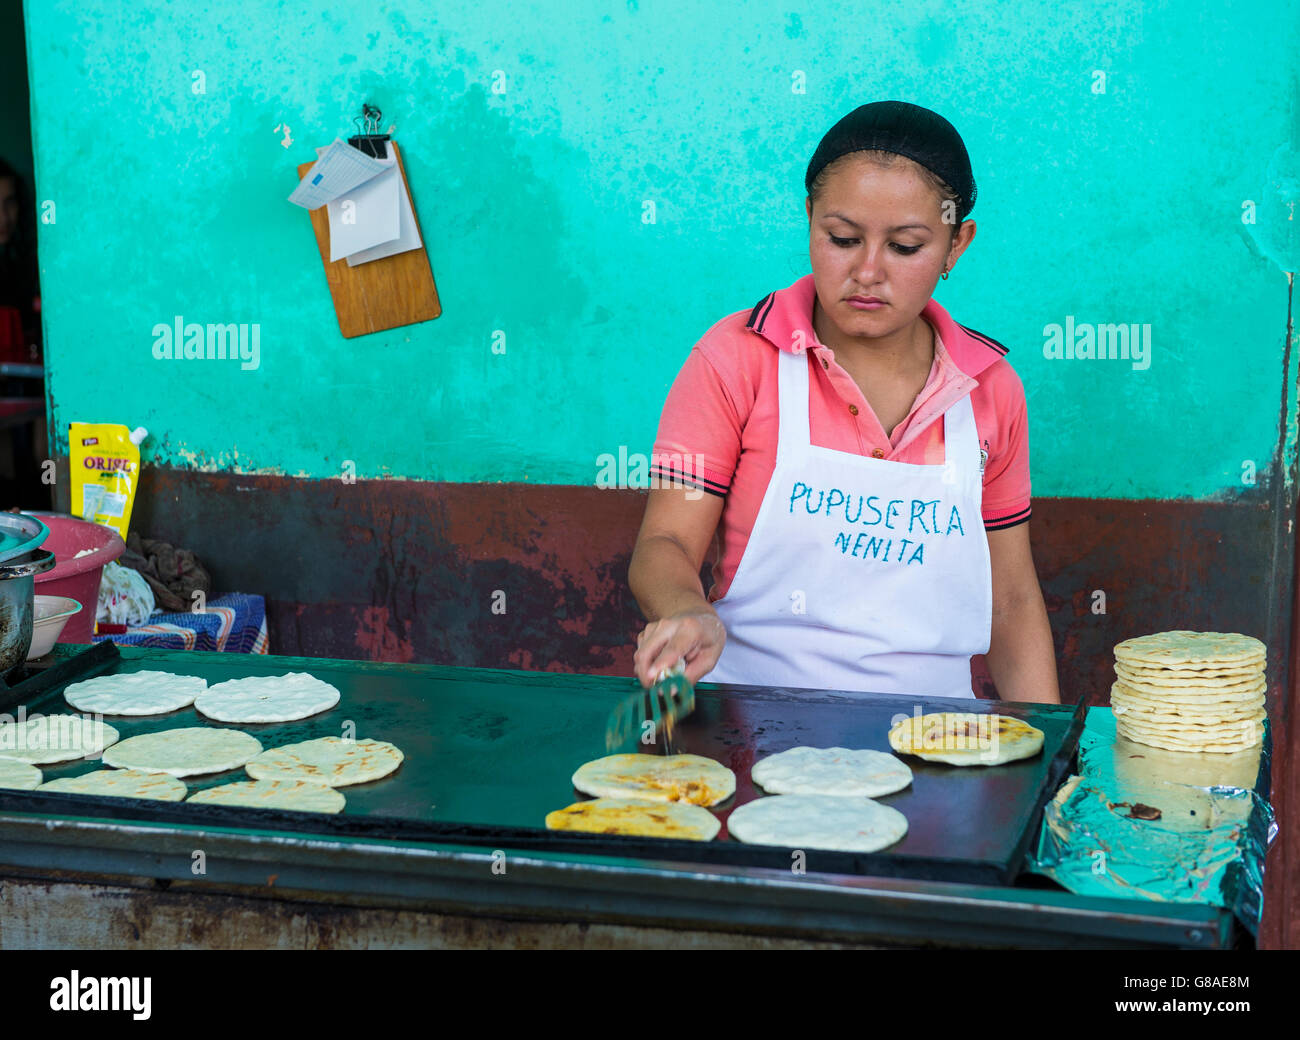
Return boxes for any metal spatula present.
[605,658,696,753]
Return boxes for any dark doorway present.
[0,0,51,510]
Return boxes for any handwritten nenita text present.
[788,480,967,567]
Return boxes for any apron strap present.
[942,391,983,484]
[776,348,811,457]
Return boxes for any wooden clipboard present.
[297,142,441,338]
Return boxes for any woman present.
[629,101,1059,704]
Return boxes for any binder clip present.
[347,103,391,159]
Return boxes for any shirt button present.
[848,404,859,416]
[821,358,829,369]
[871,448,886,459]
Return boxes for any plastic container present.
[28,595,82,659]
[30,512,126,644]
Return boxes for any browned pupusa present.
[545,798,720,840]
[887,712,1044,766]
[244,736,404,787]
[570,753,735,806]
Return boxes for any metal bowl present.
[0,548,57,675]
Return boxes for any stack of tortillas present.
[1111,631,1267,754]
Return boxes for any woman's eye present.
[828,234,922,255]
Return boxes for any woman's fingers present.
[632,614,725,687]
[633,621,682,686]
[632,622,673,683]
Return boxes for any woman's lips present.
[847,297,885,310]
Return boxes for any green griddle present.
[0,641,1083,886]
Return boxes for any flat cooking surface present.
[0,645,1083,885]
[679,687,1080,874]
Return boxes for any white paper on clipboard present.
[326,156,400,261]
[289,138,422,266]
[288,138,390,210]
[345,167,423,266]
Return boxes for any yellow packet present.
[69,422,148,541]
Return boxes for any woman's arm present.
[628,484,727,686]
[984,521,1061,703]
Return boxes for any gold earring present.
[941,269,950,280]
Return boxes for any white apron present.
[704,347,992,698]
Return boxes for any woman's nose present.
[852,244,885,282]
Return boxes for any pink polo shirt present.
[650,274,1032,604]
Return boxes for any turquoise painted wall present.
[23,0,1300,498]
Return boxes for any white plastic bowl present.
[28,595,83,659]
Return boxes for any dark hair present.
[809,149,963,241]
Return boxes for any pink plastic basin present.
[29,512,126,644]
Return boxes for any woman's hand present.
[633,611,727,688]
[628,481,728,687]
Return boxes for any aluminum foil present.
[1028,708,1277,936]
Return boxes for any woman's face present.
[805,155,974,345]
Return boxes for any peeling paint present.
[1246,144,1300,275]
[130,470,1285,706]
[356,605,415,663]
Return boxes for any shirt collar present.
[744,273,1009,378]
